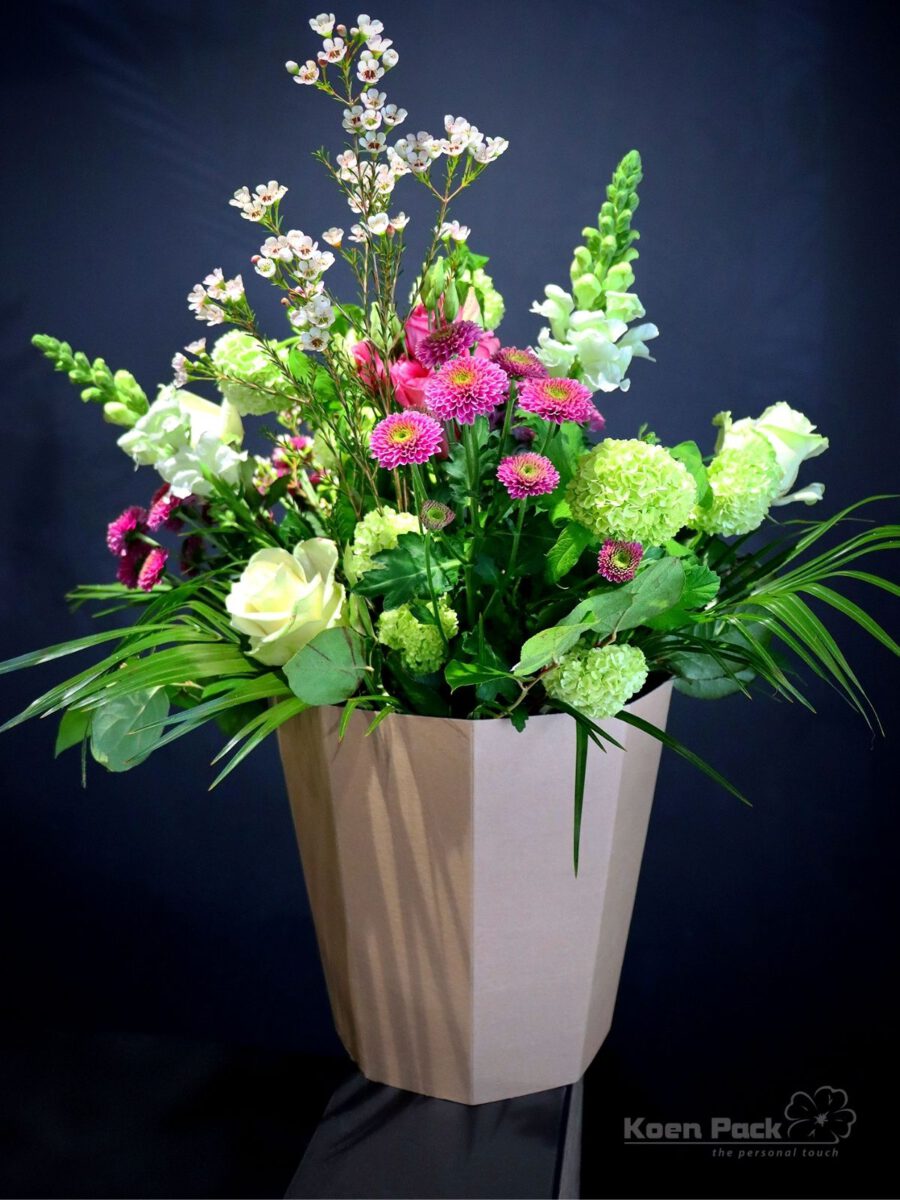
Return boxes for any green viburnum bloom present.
[544,643,649,720]
[344,506,419,584]
[567,438,697,545]
[377,600,459,676]
[692,436,782,537]
[210,330,295,417]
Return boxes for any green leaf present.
[287,347,314,384]
[353,535,459,607]
[514,622,590,676]
[55,708,92,757]
[90,688,170,773]
[444,659,515,692]
[573,719,588,876]
[284,628,367,706]
[0,623,174,677]
[386,656,450,716]
[614,710,751,807]
[669,441,712,509]
[209,696,307,788]
[546,522,595,583]
[645,561,721,631]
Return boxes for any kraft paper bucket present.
[277,679,672,1104]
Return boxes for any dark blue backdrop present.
[2,0,898,1190]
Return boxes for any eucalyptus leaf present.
[284,628,367,706]
[90,688,169,773]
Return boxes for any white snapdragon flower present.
[260,235,293,262]
[309,12,336,35]
[356,14,384,39]
[321,37,347,63]
[253,257,277,278]
[361,87,386,109]
[322,227,344,247]
[530,284,575,340]
[438,220,470,242]
[382,104,406,127]
[366,212,391,236]
[295,60,320,84]
[535,329,578,375]
[254,180,287,205]
[357,52,384,82]
[118,387,246,498]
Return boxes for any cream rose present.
[226,539,345,666]
[715,403,828,506]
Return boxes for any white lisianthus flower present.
[226,539,346,666]
[716,403,829,500]
[530,285,575,341]
[117,387,246,498]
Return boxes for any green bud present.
[442,283,459,320]
[101,401,137,427]
[80,386,103,404]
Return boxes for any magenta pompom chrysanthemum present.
[597,539,644,583]
[416,320,481,369]
[517,376,600,426]
[370,410,444,469]
[496,453,560,499]
[492,346,548,380]
[137,546,169,592]
[106,505,147,556]
[147,484,184,532]
[423,357,508,425]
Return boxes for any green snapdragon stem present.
[505,500,528,588]
[462,422,482,627]
[410,465,449,650]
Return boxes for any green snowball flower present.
[210,330,295,416]
[692,436,781,537]
[544,643,649,720]
[344,506,419,584]
[377,600,459,676]
[567,438,697,546]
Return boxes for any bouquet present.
[4,12,897,866]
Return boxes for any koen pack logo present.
[624,1086,857,1159]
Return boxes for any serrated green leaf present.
[352,535,458,607]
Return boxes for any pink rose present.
[390,356,431,410]
[474,329,501,360]
[404,304,432,357]
[352,340,386,390]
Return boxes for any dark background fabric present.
[1,0,898,1195]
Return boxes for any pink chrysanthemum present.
[116,542,146,588]
[416,320,481,369]
[137,546,169,592]
[423,357,508,425]
[147,484,184,532]
[517,376,600,426]
[597,539,644,583]
[492,346,549,380]
[496,453,560,499]
[369,410,444,470]
[106,505,147,556]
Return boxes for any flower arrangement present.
[4,13,897,868]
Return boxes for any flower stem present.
[410,464,449,650]
[462,422,482,627]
